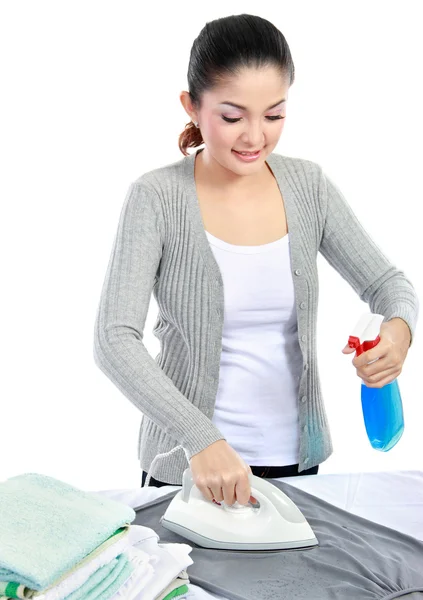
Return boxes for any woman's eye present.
[221,115,285,123]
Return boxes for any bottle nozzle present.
[348,313,385,356]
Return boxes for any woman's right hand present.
[190,439,253,506]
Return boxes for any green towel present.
[0,473,135,592]
[162,585,189,600]
[0,528,129,600]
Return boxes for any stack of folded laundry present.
[0,473,193,600]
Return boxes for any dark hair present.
[178,14,295,156]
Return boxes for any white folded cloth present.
[105,545,157,600]
[109,539,193,600]
[94,488,193,600]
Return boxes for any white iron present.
[160,468,318,551]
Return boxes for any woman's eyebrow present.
[219,98,286,110]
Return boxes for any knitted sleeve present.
[318,168,419,346]
[93,181,225,458]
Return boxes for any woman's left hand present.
[342,318,411,388]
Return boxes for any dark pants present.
[141,463,319,487]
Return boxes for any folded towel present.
[0,529,157,600]
[0,526,130,599]
[0,473,135,591]
[106,546,157,600]
[0,555,135,600]
[62,553,133,600]
[33,525,157,600]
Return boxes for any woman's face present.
[181,66,290,179]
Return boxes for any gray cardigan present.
[93,148,419,484]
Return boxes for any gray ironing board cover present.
[133,479,423,600]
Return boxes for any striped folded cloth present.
[0,552,134,600]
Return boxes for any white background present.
[1,1,421,491]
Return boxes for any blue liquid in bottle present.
[361,379,404,451]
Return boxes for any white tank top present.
[206,230,303,466]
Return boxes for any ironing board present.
[96,470,423,600]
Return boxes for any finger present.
[353,344,391,367]
[245,465,257,503]
[194,478,215,501]
[371,341,393,363]
[204,487,215,501]
[364,373,398,388]
[210,484,224,503]
[221,480,236,506]
[360,362,399,381]
[235,476,251,506]
[362,366,401,387]
[353,354,378,368]
[359,356,393,377]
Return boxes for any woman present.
[93,14,418,506]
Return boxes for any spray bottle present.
[347,312,404,451]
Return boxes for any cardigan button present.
[300,302,306,309]
[294,269,301,276]
[301,396,307,403]
[301,335,307,342]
